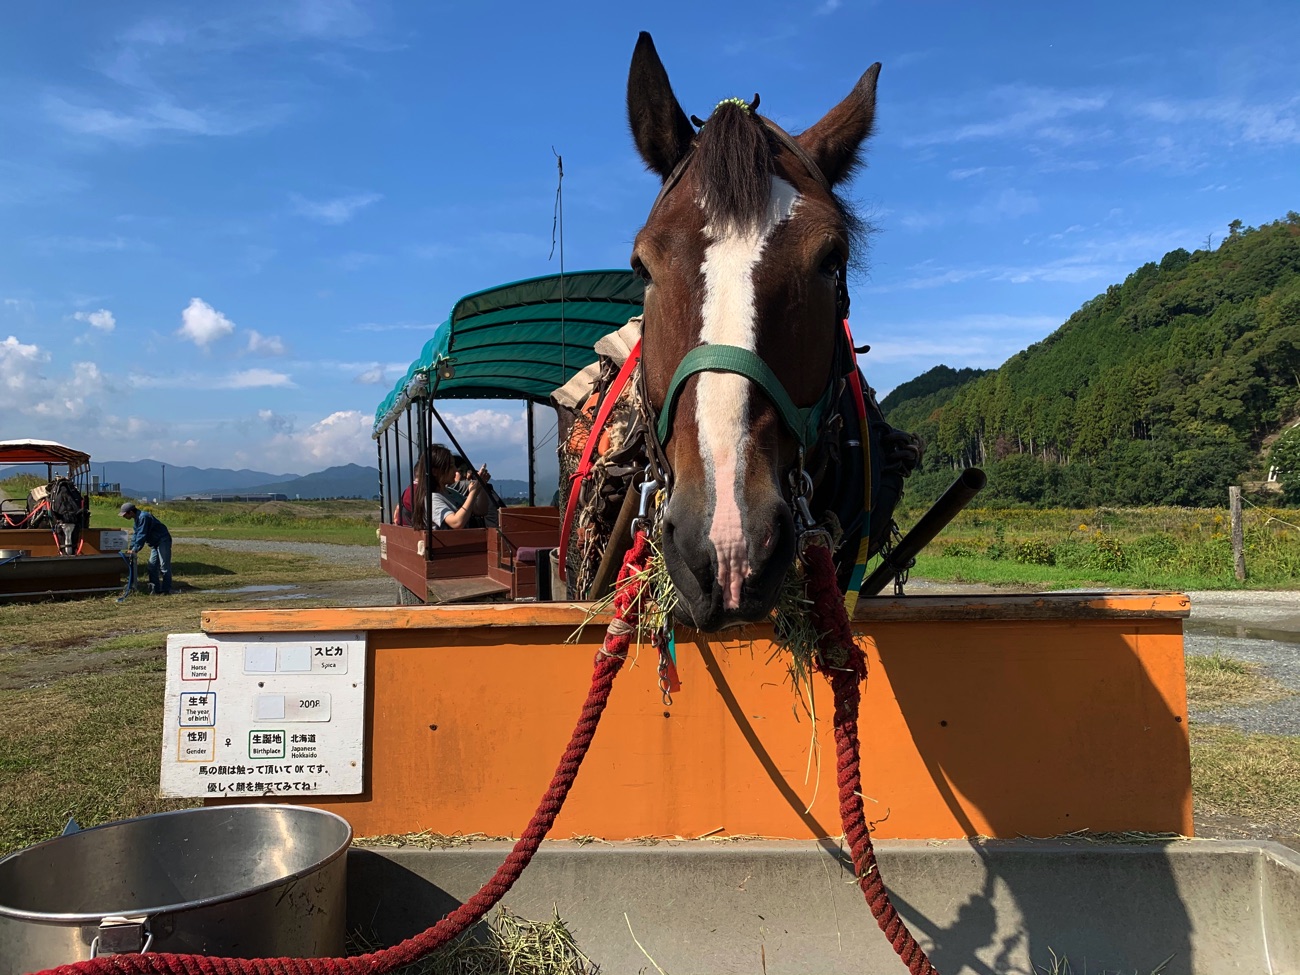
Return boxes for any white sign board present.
[160,632,366,798]
[98,530,129,552]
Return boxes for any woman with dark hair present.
[395,444,490,530]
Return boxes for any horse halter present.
[640,110,854,477]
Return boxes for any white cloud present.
[355,365,387,384]
[258,409,295,434]
[904,86,1110,147]
[268,410,373,467]
[329,251,381,271]
[44,94,277,144]
[1133,95,1300,146]
[34,235,141,253]
[74,308,117,332]
[178,297,235,347]
[865,314,1061,364]
[129,368,293,390]
[290,192,382,225]
[444,408,527,446]
[280,0,376,40]
[0,336,103,423]
[222,369,294,389]
[970,189,1040,223]
[246,330,286,355]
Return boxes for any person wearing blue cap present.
[118,502,173,595]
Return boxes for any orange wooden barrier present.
[202,592,1193,840]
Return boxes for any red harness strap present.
[557,339,643,579]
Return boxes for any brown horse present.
[627,33,883,629]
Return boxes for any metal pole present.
[527,400,536,506]
[1230,486,1246,581]
[382,429,393,525]
[861,468,987,597]
[405,406,415,509]
[417,399,432,554]
[375,438,385,523]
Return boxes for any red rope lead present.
[37,534,655,975]
[804,543,941,975]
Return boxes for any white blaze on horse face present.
[696,176,801,610]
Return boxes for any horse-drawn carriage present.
[372,268,648,604]
[372,262,927,615]
[0,440,126,602]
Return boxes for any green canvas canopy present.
[374,270,644,437]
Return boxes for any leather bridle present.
[636,110,854,501]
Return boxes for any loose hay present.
[350,907,598,975]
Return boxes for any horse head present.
[627,32,880,630]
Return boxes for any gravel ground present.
[175,536,395,605]
[176,536,380,568]
[1184,591,1300,736]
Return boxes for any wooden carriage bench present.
[378,506,562,604]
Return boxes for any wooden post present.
[1229,486,1246,581]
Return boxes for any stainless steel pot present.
[0,804,352,973]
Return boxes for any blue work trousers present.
[147,536,173,594]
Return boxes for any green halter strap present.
[655,343,839,449]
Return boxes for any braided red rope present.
[36,533,654,975]
[803,542,940,975]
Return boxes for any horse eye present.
[819,251,845,277]
[631,257,653,284]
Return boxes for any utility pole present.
[161,464,166,503]
[1229,486,1246,581]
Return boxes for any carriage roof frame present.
[373,269,645,437]
[0,439,91,470]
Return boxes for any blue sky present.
[2,1,1298,486]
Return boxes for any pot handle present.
[91,915,154,956]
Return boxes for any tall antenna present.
[550,149,566,382]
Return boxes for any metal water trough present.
[0,805,351,973]
[347,838,1300,975]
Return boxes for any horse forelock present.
[693,104,774,232]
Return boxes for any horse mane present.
[693,103,869,269]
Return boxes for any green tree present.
[1270,427,1300,505]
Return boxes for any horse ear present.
[795,63,882,187]
[627,32,696,180]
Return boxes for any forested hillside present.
[878,365,992,433]
[885,213,1300,507]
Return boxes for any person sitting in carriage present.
[395,445,491,530]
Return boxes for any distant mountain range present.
[0,458,532,503]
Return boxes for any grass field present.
[0,538,382,853]
[89,495,382,546]
[1,490,1298,856]
[897,503,1300,591]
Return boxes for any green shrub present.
[1090,533,1128,572]
[1129,532,1180,568]
[1013,539,1056,565]
[985,523,1008,561]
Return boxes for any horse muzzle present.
[659,492,795,630]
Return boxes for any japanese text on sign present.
[160,632,365,798]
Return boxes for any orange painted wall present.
[204,596,1192,840]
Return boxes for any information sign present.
[160,632,366,798]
